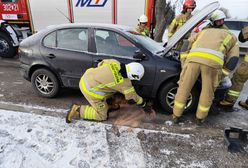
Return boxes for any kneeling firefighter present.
[66,59,153,123]
[172,10,239,124]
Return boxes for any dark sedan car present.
[19,2,227,113]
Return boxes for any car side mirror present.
[133,50,146,60]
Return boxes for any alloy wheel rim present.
[35,74,54,95]
[0,39,9,53]
[166,87,193,109]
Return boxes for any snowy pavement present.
[0,109,247,168]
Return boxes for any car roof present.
[225,19,248,22]
[45,23,133,32]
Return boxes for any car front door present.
[89,28,156,97]
[40,27,93,88]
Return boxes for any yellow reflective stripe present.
[228,90,240,97]
[137,97,143,105]
[105,82,116,87]
[174,101,185,109]
[228,93,239,97]
[93,109,96,120]
[168,32,173,38]
[83,106,96,120]
[81,79,105,99]
[198,105,210,113]
[219,34,233,52]
[171,19,177,25]
[141,32,147,36]
[188,52,224,65]
[222,69,230,76]
[84,105,89,119]
[126,65,131,73]
[245,53,248,62]
[123,87,135,95]
[90,107,95,119]
[180,53,188,60]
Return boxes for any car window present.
[95,29,138,57]
[1,0,18,2]
[43,32,56,48]
[225,21,248,31]
[57,28,88,51]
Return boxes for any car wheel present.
[158,81,199,114]
[0,32,17,58]
[31,69,60,98]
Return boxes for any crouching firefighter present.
[172,10,239,125]
[219,26,248,110]
[66,59,153,123]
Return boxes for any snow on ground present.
[0,109,247,168]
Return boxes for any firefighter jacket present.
[186,28,239,70]
[80,59,143,104]
[135,25,150,36]
[168,13,192,38]
[241,26,248,40]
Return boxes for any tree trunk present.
[153,0,175,42]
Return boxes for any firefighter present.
[172,10,239,125]
[219,26,248,110]
[168,0,196,50]
[66,59,153,123]
[135,14,150,37]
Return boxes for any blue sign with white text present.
[75,0,108,7]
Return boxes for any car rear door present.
[40,27,92,88]
[88,28,156,97]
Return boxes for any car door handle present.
[47,54,56,59]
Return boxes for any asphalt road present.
[0,57,84,109]
[1,56,248,166]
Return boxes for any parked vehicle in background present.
[225,19,248,56]
[0,0,155,58]
[19,2,229,113]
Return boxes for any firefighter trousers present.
[173,62,222,120]
[79,80,110,121]
[225,61,248,103]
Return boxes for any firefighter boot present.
[196,118,205,126]
[238,101,248,110]
[66,104,81,123]
[172,114,183,124]
[219,100,235,112]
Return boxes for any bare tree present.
[153,0,175,42]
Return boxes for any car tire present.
[0,32,17,58]
[31,69,60,98]
[158,81,199,114]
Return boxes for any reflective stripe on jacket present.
[186,28,239,69]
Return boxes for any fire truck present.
[0,0,155,58]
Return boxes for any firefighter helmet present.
[210,10,226,22]
[183,0,196,12]
[138,15,148,23]
[125,62,145,81]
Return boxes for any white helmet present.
[139,15,148,23]
[210,10,226,22]
[125,62,145,81]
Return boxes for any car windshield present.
[125,31,164,55]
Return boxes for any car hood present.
[163,1,220,54]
